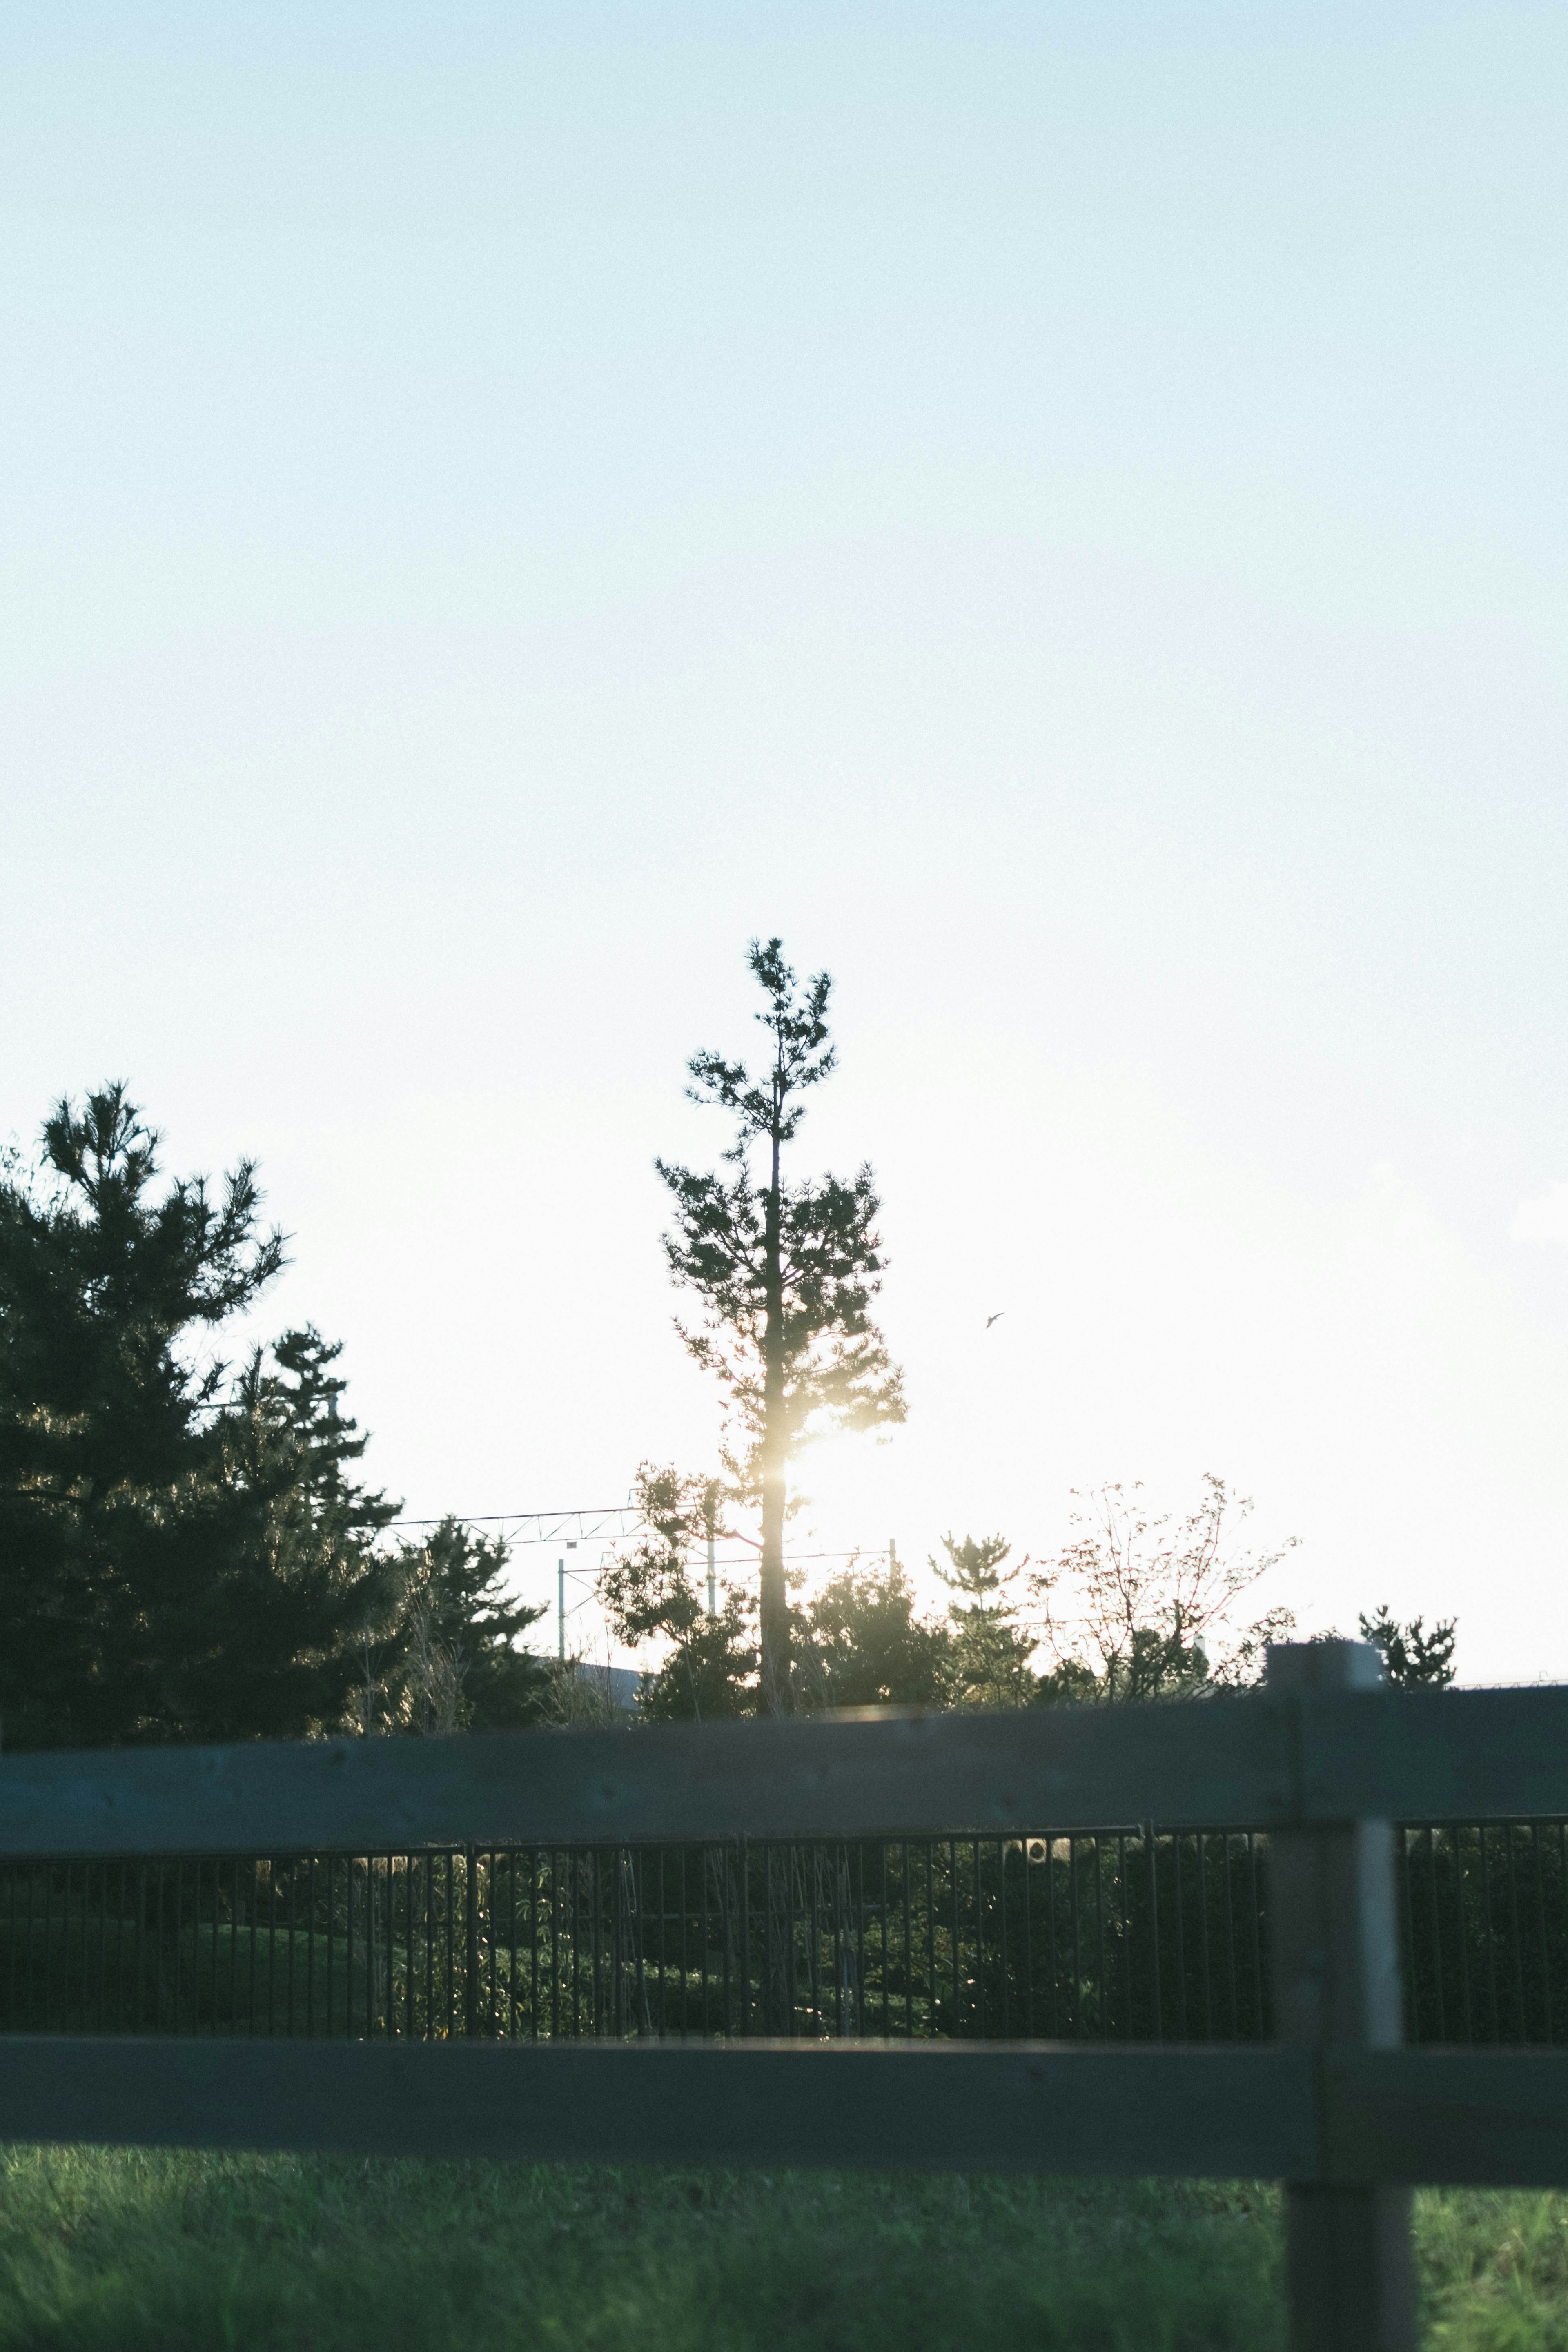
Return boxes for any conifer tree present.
[597,1464,756,1721]
[933,1532,1038,1709]
[0,1087,390,1746]
[381,1519,553,1734]
[657,941,905,1713]
[1357,1605,1457,1688]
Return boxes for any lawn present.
[0,2147,1561,2350]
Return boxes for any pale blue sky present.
[4,4,1567,1680]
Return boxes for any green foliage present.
[599,1466,756,1722]
[379,1519,554,1735]
[800,1554,951,1710]
[0,1088,390,1748]
[933,1532,1038,1709]
[1359,1604,1458,1688]
[657,940,905,1712]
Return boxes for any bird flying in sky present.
[986,1312,1004,1329]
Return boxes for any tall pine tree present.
[657,941,905,1712]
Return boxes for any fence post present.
[1267,1641,1415,2352]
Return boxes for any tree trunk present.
[758,1124,790,1713]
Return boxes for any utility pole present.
[703,1479,719,1618]
[557,1559,566,1661]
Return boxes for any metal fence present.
[2,1820,1561,2048]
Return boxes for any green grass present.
[0,2149,1561,2350]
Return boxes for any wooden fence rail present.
[2,1642,1565,2352]
[1,1678,1566,1859]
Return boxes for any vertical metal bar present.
[100,1862,111,2032]
[1044,1837,1059,2038]
[133,1864,145,2036]
[227,1860,239,2038]
[325,1858,336,2038]
[529,1852,540,2042]
[679,1850,689,2040]
[1147,1829,1163,2045]
[154,1864,166,2034]
[507,1852,518,2040]
[1094,1834,1108,2041]
[1397,1826,1416,2037]
[429,1854,440,2039]
[879,1847,891,2037]
[590,1850,603,2037]
[78,1863,91,2034]
[1481,1825,1500,2043]
[924,1842,937,2041]
[1507,1824,1527,2043]
[1223,1833,1238,2040]
[173,1860,183,2033]
[997,1838,1010,2039]
[1457,1827,1475,2045]
[486,1853,498,2034]
[4,1866,16,2034]
[84,1862,95,2033]
[1118,1833,1132,2041]
[973,1840,985,2039]
[550,1852,561,2041]
[444,1852,457,2039]
[386,1854,396,2037]
[118,1861,130,2034]
[1172,1834,1189,2040]
[701,1847,711,2038]
[209,1859,222,2035]
[739,1838,752,2037]
[949,1839,961,2038]
[788,1843,800,2039]
[1425,1827,1446,2044]
[345,1858,356,2038]
[1247,1832,1263,2036]
[1533,1824,1553,2045]
[1022,1838,1035,2038]
[286,1861,297,2038]
[306,1858,316,2039]
[1197,1832,1213,2041]
[1068,1836,1084,2039]
[40,1862,51,2036]
[401,1857,411,2039]
[27,1864,38,2033]
[245,1860,256,2035]
[267,1859,279,2036]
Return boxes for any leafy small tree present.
[933,1533,1038,1709]
[1031,1476,1297,1704]
[597,1464,755,1720]
[657,940,905,1713]
[1358,1605,1457,1688]
[799,1552,951,1711]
